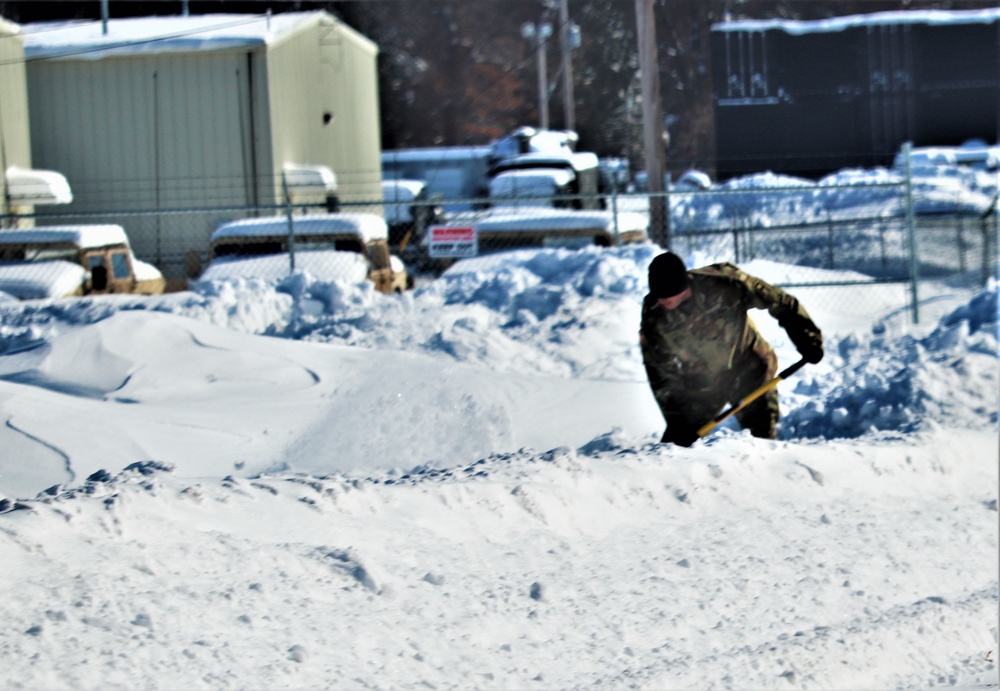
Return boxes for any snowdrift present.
[0,247,996,690]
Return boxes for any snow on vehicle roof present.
[492,151,600,174]
[21,12,325,61]
[714,8,1000,34]
[382,146,491,161]
[0,260,86,300]
[199,250,371,285]
[5,166,74,205]
[382,180,426,201]
[212,214,388,243]
[133,259,164,282]
[894,143,1000,171]
[489,168,576,195]
[0,225,129,248]
[474,209,649,235]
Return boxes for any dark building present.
[711,9,1000,180]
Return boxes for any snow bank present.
[785,283,999,438]
[1,424,995,690]
[1,247,995,448]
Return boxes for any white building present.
[22,11,383,280]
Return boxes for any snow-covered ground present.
[0,164,997,689]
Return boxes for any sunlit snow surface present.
[0,149,998,688]
[0,240,996,690]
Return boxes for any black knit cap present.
[648,252,689,298]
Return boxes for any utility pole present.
[522,21,553,130]
[635,0,669,248]
[537,30,549,130]
[559,0,576,132]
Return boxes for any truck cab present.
[0,225,165,300]
[201,213,411,294]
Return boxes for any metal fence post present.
[732,212,740,263]
[281,171,295,275]
[610,176,620,245]
[878,219,888,272]
[902,141,919,324]
[984,202,998,286]
[956,214,967,275]
[826,210,835,269]
[982,212,994,285]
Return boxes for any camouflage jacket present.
[639,262,821,402]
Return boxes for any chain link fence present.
[1,169,996,323]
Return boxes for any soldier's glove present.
[661,422,700,448]
[780,314,824,364]
[795,337,824,364]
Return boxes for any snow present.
[212,213,389,244]
[3,166,74,205]
[715,8,1000,33]
[468,208,650,237]
[133,258,166,283]
[0,259,86,300]
[489,168,575,206]
[20,12,323,60]
[200,251,371,285]
[0,162,997,689]
[0,225,131,249]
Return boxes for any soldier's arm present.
[728,265,824,364]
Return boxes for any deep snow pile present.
[0,246,997,690]
[0,412,996,690]
[783,285,999,438]
[1,245,996,442]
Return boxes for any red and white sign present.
[428,225,477,258]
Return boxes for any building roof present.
[0,16,20,36]
[21,11,362,61]
[714,8,1000,34]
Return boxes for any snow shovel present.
[695,358,808,439]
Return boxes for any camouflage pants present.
[654,348,779,441]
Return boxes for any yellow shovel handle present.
[696,359,807,439]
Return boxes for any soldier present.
[640,252,823,446]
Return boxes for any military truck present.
[0,225,165,300]
[199,213,411,293]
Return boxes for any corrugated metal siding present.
[151,53,256,207]
[22,11,382,275]
[27,52,261,270]
[28,53,254,210]
[0,21,33,216]
[266,17,382,205]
